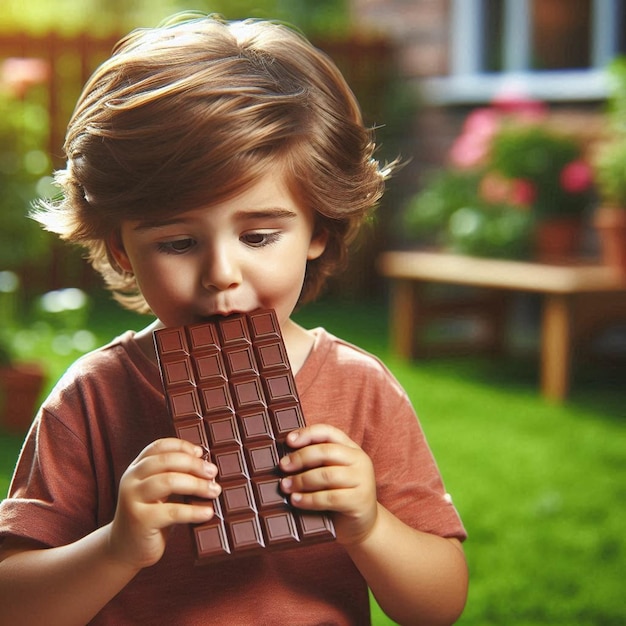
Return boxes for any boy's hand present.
[108,438,221,570]
[279,425,378,546]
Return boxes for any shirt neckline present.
[116,327,333,397]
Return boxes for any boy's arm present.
[344,507,468,626]
[0,529,140,626]
[280,426,468,626]
[0,437,220,625]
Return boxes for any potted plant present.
[592,137,626,273]
[403,96,595,261]
[488,122,593,258]
[591,57,626,273]
[0,271,46,434]
[0,280,98,433]
[403,169,534,259]
[455,98,594,259]
[0,344,47,434]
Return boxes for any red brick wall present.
[349,0,451,78]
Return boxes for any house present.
[349,0,624,192]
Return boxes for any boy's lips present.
[198,308,251,320]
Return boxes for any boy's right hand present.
[107,438,220,571]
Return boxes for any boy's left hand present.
[279,424,377,546]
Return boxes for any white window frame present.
[422,0,622,104]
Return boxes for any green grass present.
[2,296,625,625]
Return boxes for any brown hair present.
[35,12,390,312]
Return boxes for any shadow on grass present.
[415,354,626,421]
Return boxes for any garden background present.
[1,1,625,624]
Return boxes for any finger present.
[287,487,352,512]
[281,464,357,495]
[131,449,218,482]
[133,437,207,465]
[279,441,359,474]
[141,499,218,528]
[284,424,359,450]
[134,471,221,504]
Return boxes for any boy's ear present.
[106,231,133,274]
[307,228,328,261]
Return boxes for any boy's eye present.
[241,232,281,247]
[157,238,195,254]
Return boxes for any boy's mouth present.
[198,309,250,321]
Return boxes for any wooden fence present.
[1,31,393,294]
[0,32,122,169]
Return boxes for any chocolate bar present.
[153,309,335,563]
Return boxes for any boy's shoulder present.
[52,330,160,396]
[302,327,403,394]
[309,327,390,370]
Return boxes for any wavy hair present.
[34,12,390,312]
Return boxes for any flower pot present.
[593,205,626,274]
[534,217,584,261]
[0,363,46,433]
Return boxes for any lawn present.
[1,295,625,625]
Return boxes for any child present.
[0,12,467,625]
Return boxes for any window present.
[423,0,626,103]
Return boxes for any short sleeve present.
[1,406,99,547]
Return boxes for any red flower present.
[560,160,593,193]
[509,179,536,207]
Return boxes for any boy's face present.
[109,169,327,331]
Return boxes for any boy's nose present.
[202,246,242,292]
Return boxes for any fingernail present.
[281,477,292,491]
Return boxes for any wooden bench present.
[377,250,626,402]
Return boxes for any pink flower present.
[449,134,491,169]
[449,107,502,168]
[509,179,536,207]
[0,58,49,98]
[560,160,593,193]
[462,107,501,137]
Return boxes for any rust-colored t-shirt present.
[0,328,466,624]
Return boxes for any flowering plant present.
[592,56,626,207]
[403,96,594,258]
[449,98,593,218]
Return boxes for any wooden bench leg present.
[389,279,417,359]
[541,293,573,402]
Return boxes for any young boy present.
[0,12,467,625]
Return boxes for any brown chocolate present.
[153,309,335,563]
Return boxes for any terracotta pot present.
[534,217,584,261]
[593,205,626,274]
[0,363,46,433]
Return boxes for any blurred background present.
[1,2,625,624]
